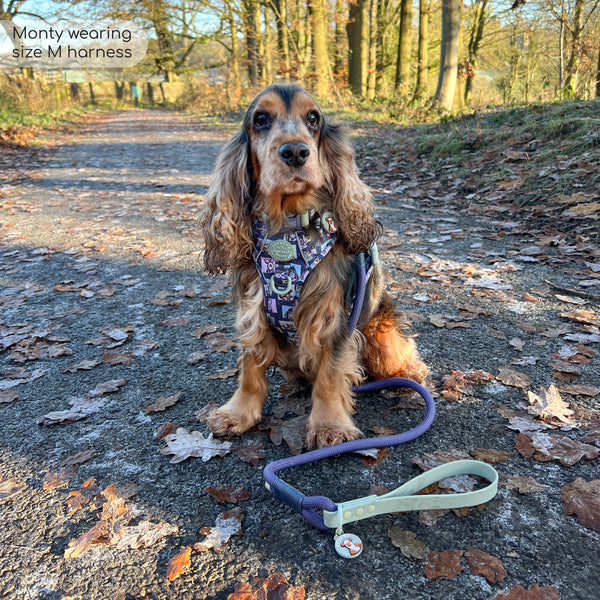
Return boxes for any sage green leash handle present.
[323,460,498,529]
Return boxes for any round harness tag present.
[268,239,296,262]
[334,533,363,559]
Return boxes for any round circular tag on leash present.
[334,533,363,558]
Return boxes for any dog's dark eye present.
[254,112,271,130]
[306,110,320,130]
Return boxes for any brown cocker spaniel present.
[199,84,427,448]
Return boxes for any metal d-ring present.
[269,275,293,296]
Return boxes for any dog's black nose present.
[278,142,310,167]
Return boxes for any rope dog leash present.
[262,242,499,557]
[263,379,498,557]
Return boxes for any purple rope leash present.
[263,378,436,530]
[263,251,436,531]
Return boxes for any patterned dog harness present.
[252,211,338,341]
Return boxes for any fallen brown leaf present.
[515,432,600,466]
[0,389,18,403]
[465,548,507,583]
[167,546,192,582]
[469,448,513,463]
[204,485,252,504]
[526,385,574,428]
[59,448,96,467]
[66,478,100,515]
[561,477,600,531]
[233,439,265,465]
[497,366,532,389]
[144,391,182,414]
[207,367,238,380]
[228,572,305,600]
[424,549,464,579]
[159,317,191,327]
[194,507,244,552]
[204,332,237,353]
[113,520,178,550]
[500,474,548,493]
[491,583,560,600]
[43,466,76,492]
[388,526,428,559]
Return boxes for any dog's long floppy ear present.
[200,129,254,275]
[319,121,382,255]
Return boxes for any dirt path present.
[0,110,599,600]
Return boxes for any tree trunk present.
[558,5,565,92]
[144,0,175,77]
[294,0,310,79]
[374,0,390,94]
[564,0,584,96]
[114,81,125,100]
[275,0,291,77]
[263,4,273,84]
[367,0,378,98]
[229,5,241,92]
[464,0,488,104]
[414,0,430,101]
[434,0,460,110]
[348,0,366,96]
[254,0,265,83]
[88,82,95,104]
[310,0,329,97]
[394,0,413,93]
[334,0,346,75]
[244,0,259,86]
[596,35,600,98]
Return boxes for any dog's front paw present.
[305,420,363,449]
[206,403,261,436]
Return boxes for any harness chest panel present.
[252,217,337,341]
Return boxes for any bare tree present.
[464,0,491,103]
[435,0,460,110]
[310,0,329,96]
[414,0,431,100]
[348,0,368,95]
[395,0,413,93]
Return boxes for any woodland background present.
[1,0,600,120]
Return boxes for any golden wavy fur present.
[199,84,427,448]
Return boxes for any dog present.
[199,84,427,448]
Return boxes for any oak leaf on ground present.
[228,572,305,600]
[424,549,464,579]
[526,385,574,428]
[561,477,600,531]
[43,465,76,492]
[160,428,232,463]
[144,390,182,414]
[491,584,560,600]
[204,485,252,504]
[515,432,599,466]
[388,526,428,560]
[497,366,532,389]
[166,546,192,582]
[465,548,507,583]
[499,474,548,493]
[194,507,244,552]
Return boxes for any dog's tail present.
[362,297,428,383]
